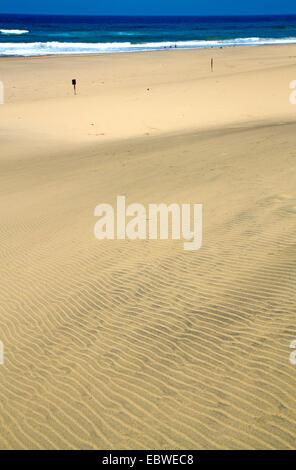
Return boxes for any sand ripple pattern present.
[0,123,296,449]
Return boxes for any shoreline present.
[1,40,296,58]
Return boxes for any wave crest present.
[0,29,29,35]
[0,37,296,55]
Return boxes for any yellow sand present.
[0,45,296,449]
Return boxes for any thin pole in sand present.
[211,58,214,72]
[72,79,77,95]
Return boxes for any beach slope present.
[0,45,296,449]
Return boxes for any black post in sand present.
[72,79,77,95]
[211,58,214,72]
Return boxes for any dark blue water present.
[1,13,296,55]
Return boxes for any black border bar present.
[0,450,294,466]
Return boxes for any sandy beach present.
[0,44,296,449]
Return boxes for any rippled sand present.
[0,45,296,449]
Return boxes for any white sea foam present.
[0,37,296,56]
[0,29,29,35]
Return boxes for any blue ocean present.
[1,13,296,56]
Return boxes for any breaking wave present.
[0,29,29,35]
[1,37,296,55]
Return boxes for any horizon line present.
[1,12,296,17]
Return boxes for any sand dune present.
[0,46,296,449]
